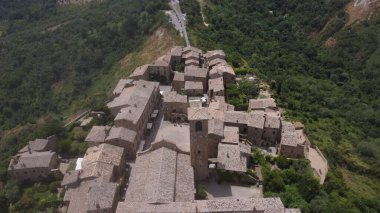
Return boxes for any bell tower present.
[188,107,209,180]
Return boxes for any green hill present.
[182,0,380,212]
[0,0,169,130]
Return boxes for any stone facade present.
[8,151,60,183]
[188,107,210,180]
[163,91,189,122]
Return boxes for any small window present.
[198,150,201,155]
[195,121,203,132]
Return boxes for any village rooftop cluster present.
[8,46,329,213]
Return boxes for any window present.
[198,150,201,155]
[195,121,203,132]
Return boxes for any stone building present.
[278,121,310,158]
[185,81,204,97]
[123,144,195,204]
[8,151,60,183]
[249,98,277,111]
[224,111,249,134]
[217,142,250,173]
[185,59,200,67]
[65,178,119,213]
[18,135,58,154]
[208,58,228,68]
[82,143,125,178]
[148,54,172,83]
[85,126,111,147]
[184,66,208,90]
[262,114,281,146]
[172,71,185,92]
[247,111,266,146]
[112,79,134,98]
[128,64,150,81]
[169,46,183,67]
[110,80,160,144]
[188,107,210,180]
[207,109,225,158]
[209,64,236,85]
[107,80,160,116]
[116,197,299,213]
[105,126,138,160]
[182,46,202,55]
[163,91,189,122]
[204,50,226,62]
[208,77,225,100]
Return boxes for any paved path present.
[307,147,328,184]
[169,0,190,46]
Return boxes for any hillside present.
[0,0,169,131]
[181,0,380,212]
[0,0,182,211]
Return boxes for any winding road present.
[169,0,190,47]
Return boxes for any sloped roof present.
[82,143,124,168]
[210,64,235,77]
[208,58,227,67]
[196,198,286,213]
[61,170,80,187]
[163,91,187,103]
[113,79,133,97]
[129,64,150,78]
[217,143,248,172]
[116,202,196,213]
[221,126,239,144]
[204,50,226,60]
[125,147,195,203]
[67,179,118,213]
[173,71,185,82]
[183,51,200,60]
[10,151,56,170]
[187,107,209,120]
[18,138,49,153]
[264,115,281,129]
[208,77,224,92]
[248,111,265,129]
[182,46,202,55]
[184,67,208,78]
[107,80,159,112]
[114,106,145,125]
[85,126,110,143]
[224,111,249,125]
[208,118,224,138]
[249,98,276,110]
[185,81,203,90]
[80,161,115,182]
[105,126,137,144]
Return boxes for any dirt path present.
[198,0,209,27]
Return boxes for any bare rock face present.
[345,0,380,25]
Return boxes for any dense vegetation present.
[0,0,169,212]
[226,79,259,110]
[0,0,168,130]
[182,0,380,212]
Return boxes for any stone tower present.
[188,107,209,180]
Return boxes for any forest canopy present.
[181,0,380,212]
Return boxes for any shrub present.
[196,184,207,200]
